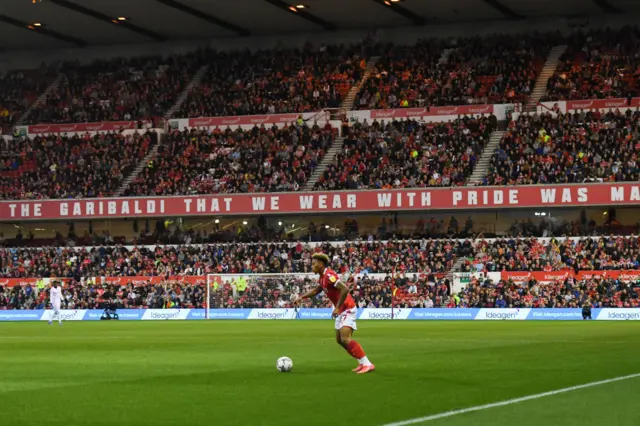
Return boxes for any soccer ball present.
[276,356,293,372]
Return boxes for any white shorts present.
[335,307,357,331]
[52,301,61,313]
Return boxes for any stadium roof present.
[0,0,637,51]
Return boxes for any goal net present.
[205,273,329,318]
[205,272,412,319]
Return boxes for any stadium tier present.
[0,239,459,278]
[1,131,158,200]
[2,271,639,310]
[0,68,57,134]
[543,27,640,102]
[462,236,640,272]
[175,45,363,118]
[25,54,205,125]
[3,236,640,280]
[356,33,560,109]
[123,124,333,196]
[482,110,640,185]
[0,280,206,310]
[314,115,496,190]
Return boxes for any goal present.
[204,271,406,319]
[205,273,332,319]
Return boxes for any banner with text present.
[17,121,141,135]
[3,274,396,288]
[0,278,72,287]
[348,104,504,124]
[4,269,640,289]
[2,308,640,321]
[535,98,640,116]
[566,98,640,111]
[168,111,330,131]
[501,270,640,283]
[96,276,206,286]
[4,183,640,220]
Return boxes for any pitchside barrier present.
[1,308,639,321]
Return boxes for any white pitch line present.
[381,373,640,426]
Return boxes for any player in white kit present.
[48,281,64,325]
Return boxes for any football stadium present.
[2,0,640,425]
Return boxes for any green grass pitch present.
[1,321,639,426]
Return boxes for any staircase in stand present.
[450,258,466,273]
[467,130,506,186]
[303,137,345,190]
[113,144,160,196]
[338,56,380,114]
[444,257,466,289]
[307,57,379,190]
[16,73,64,126]
[163,65,209,120]
[522,45,567,114]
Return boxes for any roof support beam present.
[47,0,167,42]
[481,0,524,20]
[156,0,250,37]
[264,0,338,31]
[0,14,86,47]
[370,0,426,26]
[592,0,624,13]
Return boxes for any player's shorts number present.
[334,308,357,331]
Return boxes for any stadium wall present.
[2,308,639,321]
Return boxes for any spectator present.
[315,115,496,190]
[543,27,640,101]
[356,33,560,109]
[483,110,640,186]
[27,53,206,125]
[0,67,57,133]
[461,236,640,272]
[1,131,157,199]
[0,239,462,279]
[458,275,639,308]
[124,123,332,196]
[177,44,364,118]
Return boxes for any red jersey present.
[319,268,356,312]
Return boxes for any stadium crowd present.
[1,131,157,199]
[315,115,496,190]
[3,28,640,314]
[26,54,204,125]
[1,211,636,249]
[176,44,363,118]
[213,270,640,309]
[0,281,206,310]
[0,239,459,279]
[482,110,640,185]
[543,27,640,101]
[4,271,637,311]
[0,68,56,133]
[462,235,640,273]
[124,123,333,196]
[453,276,639,308]
[6,233,634,280]
[356,33,558,109]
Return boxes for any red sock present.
[345,340,366,359]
